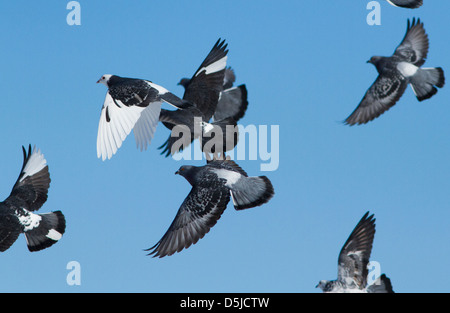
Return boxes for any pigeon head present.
[177,78,191,89]
[367,56,382,64]
[175,165,199,185]
[97,74,113,86]
[367,56,388,73]
[316,280,333,292]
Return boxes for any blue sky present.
[0,0,449,293]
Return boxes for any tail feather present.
[230,176,274,210]
[25,211,66,252]
[410,67,445,101]
[214,84,249,122]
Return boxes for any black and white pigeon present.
[387,0,423,9]
[345,18,445,125]
[316,212,394,293]
[96,74,192,160]
[146,159,274,258]
[159,39,240,158]
[0,145,66,252]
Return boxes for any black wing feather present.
[4,145,50,212]
[182,39,229,121]
[345,71,408,125]
[393,18,429,66]
[146,181,230,258]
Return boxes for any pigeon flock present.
[97,38,274,257]
[0,0,444,293]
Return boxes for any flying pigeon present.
[179,67,249,123]
[159,106,238,158]
[146,159,274,258]
[158,39,239,158]
[0,145,66,252]
[345,18,445,125]
[96,74,192,160]
[316,212,394,293]
[387,0,423,9]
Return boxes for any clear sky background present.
[0,0,449,293]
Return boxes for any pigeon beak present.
[366,60,371,64]
[96,79,101,84]
[175,170,179,175]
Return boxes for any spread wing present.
[345,71,408,125]
[182,39,229,121]
[394,18,428,66]
[97,92,149,160]
[96,90,164,160]
[337,212,376,289]
[146,181,230,258]
[4,145,50,212]
[133,103,162,152]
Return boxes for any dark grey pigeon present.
[159,106,238,158]
[345,18,445,125]
[0,145,66,252]
[179,67,249,123]
[316,212,394,293]
[96,74,192,160]
[387,0,423,9]
[159,39,236,158]
[146,159,274,258]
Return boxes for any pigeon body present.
[387,0,423,9]
[159,40,243,157]
[179,67,249,122]
[0,145,65,252]
[316,212,394,293]
[96,74,192,160]
[159,104,238,158]
[146,159,274,258]
[345,18,445,125]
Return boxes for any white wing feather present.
[96,92,145,160]
[133,102,162,151]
